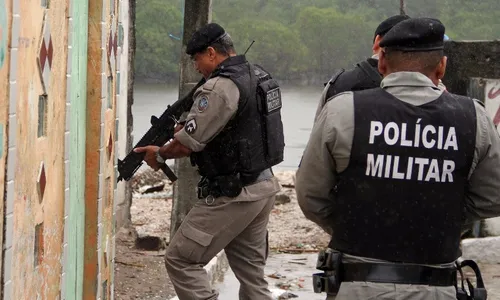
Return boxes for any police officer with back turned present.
[314,14,410,122]
[315,14,450,124]
[296,17,500,299]
[134,23,285,299]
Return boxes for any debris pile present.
[130,169,330,251]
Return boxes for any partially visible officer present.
[314,14,410,122]
[315,15,448,123]
[134,23,285,299]
[296,17,500,300]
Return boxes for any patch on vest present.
[366,120,459,183]
[266,87,282,113]
[185,119,197,135]
[197,96,209,113]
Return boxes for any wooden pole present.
[123,0,136,226]
[170,0,212,238]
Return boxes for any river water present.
[132,83,322,171]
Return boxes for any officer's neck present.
[385,69,441,86]
[207,53,240,78]
[428,76,441,87]
[420,71,441,86]
[213,53,237,68]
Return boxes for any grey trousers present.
[165,178,280,300]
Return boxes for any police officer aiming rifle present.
[135,23,285,299]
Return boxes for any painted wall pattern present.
[0,0,130,299]
[96,0,120,297]
[6,1,67,299]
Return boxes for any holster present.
[312,250,343,295]
[197,175,243,199]
[455,260,487,300]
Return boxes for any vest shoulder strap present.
[324,68,345,87]
[356,60,382,85]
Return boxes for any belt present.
[342,263,456,286]
[197,169,274,200]
[239,168,273,186]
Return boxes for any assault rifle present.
[117,78,206,183]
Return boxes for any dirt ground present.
[113,170,174,300]
[113,169,329,299]
[114,170,500,300]
[114,226,173,299]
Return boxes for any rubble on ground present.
[461,237,500,264]
[130,169,330,251]
[275,193,292,205]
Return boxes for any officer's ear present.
[206,46,217,61]
[372,35,383,55]
[378,49,388,76]
[436,55,447,80]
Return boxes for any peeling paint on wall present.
[0,0,7,68]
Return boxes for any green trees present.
[134,0,183,81]
[222,19,307,80]
[295,7,374,78]
[133,0,500,83]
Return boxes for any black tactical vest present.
[191,55,285,178]
[329,88,476,264]
[325,58,381,101]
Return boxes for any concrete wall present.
[484,79,500,134]
[469,77,500,237]
[443,40,500,96]
[0,0,130,298]
[482,78,500,236]
[115,0,130,229]
[443,41,500,238]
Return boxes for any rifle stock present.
[117,78,206,182]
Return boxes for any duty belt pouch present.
[312,250,343,295]
[197,177,211,199]
[455,260,487,300]
[256,76,285,165]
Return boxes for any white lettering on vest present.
[365,154,456,182]
[368,120,458,151]
[365,120,460,183]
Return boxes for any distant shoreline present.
[134,75,327,87]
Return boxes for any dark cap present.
[186,23,227,55]
[374,14,411,40]
[379,17,445,52]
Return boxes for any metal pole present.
[168,0,184,41]
[400,0,406,15]
[123,0,136,226]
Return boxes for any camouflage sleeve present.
[174,77,240,152]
